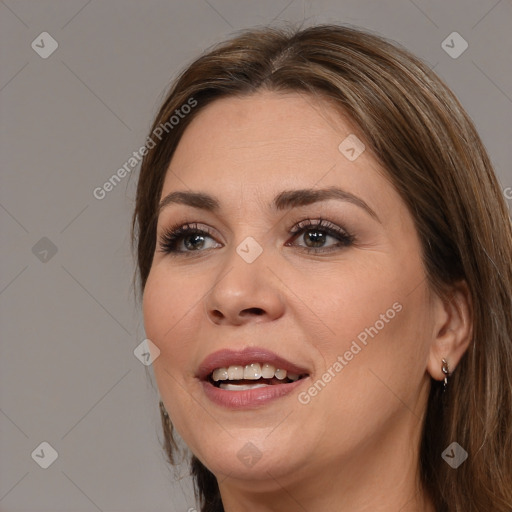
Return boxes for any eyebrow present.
[158,186,380,222]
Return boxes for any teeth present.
[219,383,270,391]
[261,363,275,379]
[244,363,261,380]
[212,367,229,381]
[275,368,287,380]
[227,365,244,380]
[212,362,303,382]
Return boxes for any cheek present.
[310,279,431,424]
[298,307,430,464]
[142,267,200,366]
[142,268,203,425]
[305,255,431,405]
[303,260,405,348]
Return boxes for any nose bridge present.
[203,233,285,324]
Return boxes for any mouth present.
[207,362,309,390]
[197,347,311,408]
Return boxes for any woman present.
[131,24,512,511]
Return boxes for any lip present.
[196,347,311,409]
[196,347,310,381]
[201,377,309,409]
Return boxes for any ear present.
[427,280,473,381]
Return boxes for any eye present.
[158,222,221,255]
[286,218,355,253]
[158,218,355,257]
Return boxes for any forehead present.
[170,91,352,171]
[160,91,395,213]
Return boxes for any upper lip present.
[196,347,310,381]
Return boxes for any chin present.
[191,433,308,482]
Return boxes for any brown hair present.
[131,24,512,512]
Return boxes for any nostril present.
[241,307,265,316]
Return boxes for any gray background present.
[1,0,511,510]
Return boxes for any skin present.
[142,91,472,511]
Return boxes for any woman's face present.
[143,91,435,488]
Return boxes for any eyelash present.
[157,218,355,257]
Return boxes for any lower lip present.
[201,378,308,409]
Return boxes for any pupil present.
[184,234,205,250]
[305,230,325,247]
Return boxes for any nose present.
[204,244,286,326]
